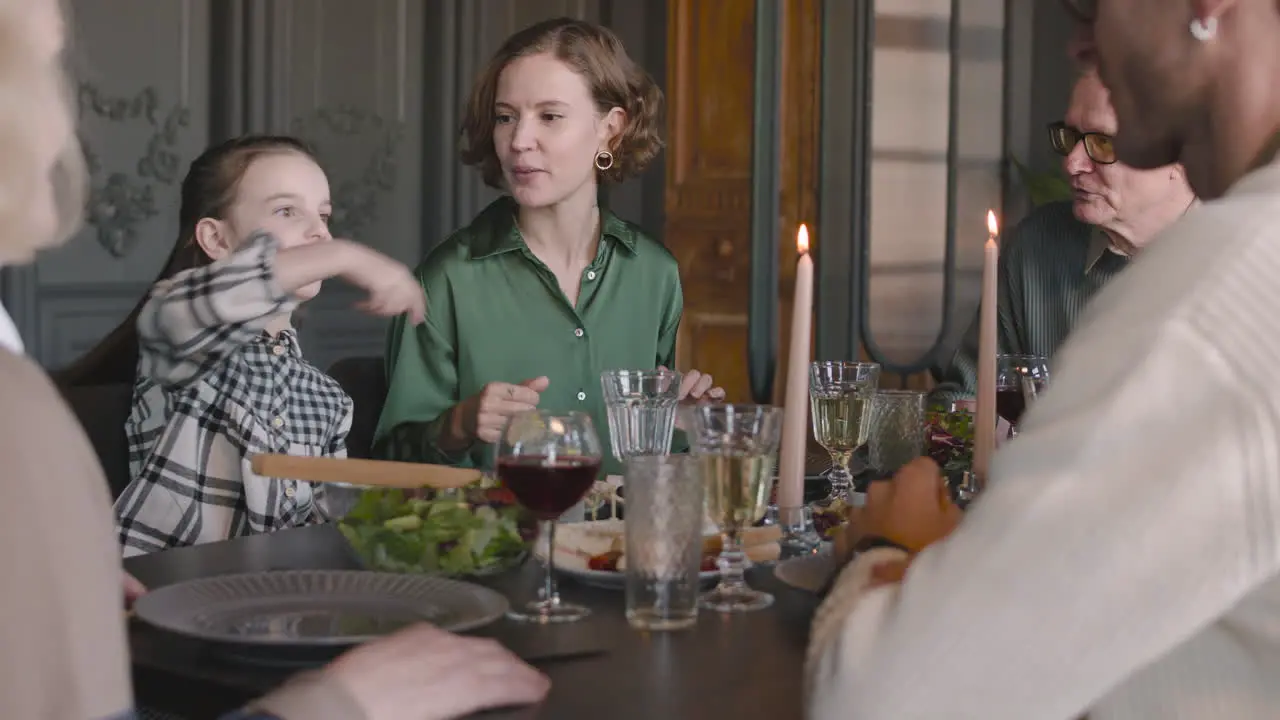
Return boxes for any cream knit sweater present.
[807,159,1280,719]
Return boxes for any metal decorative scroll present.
[747,0,784,405]
[852,0,967,379]
[78,83,190,258]
[290,105,404,240]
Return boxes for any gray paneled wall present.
[2,0,661,373]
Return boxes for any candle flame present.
[797,224,810,254]
[987,210,999,236]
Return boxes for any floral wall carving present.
[77,83,190,258]
[291,104,404,239]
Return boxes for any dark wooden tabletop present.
[124,524,820,720]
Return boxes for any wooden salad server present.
[250,454,482,490]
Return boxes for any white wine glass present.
[809,361,880,506]
[687,404,784,612]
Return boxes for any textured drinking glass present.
[809,361,881,505]
[687,404,784,612]
[600,369,682,461]
[496,410,603,624]
[623,455,705,631]
[868,389,927,474]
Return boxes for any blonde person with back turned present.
[0,0,548,718]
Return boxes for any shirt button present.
[586,270,597,281]
[576,391,586,401]
[574,328,584,338]
[272,344,285,356]
[285,484,296,498]
[272,416,284,428]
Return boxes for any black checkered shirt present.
[113,233,352,557]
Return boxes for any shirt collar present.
[1084,198,1201,275]
[1084,227,1115,275]
[468,195,638,260]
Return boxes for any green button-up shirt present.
[932,201,1130,402]
[373,196,683,475]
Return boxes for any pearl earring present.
[1190,16,1218,42]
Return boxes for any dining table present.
[124,522,824,720]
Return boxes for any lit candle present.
[973,210,1000,481]
[777,224,814,509]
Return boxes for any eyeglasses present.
[1048,122,1116,165]
[1060,0,1096,23]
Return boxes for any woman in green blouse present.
[373,18,722,475]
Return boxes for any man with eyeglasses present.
[933,70,1195,400]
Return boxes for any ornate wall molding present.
[290,104,404,239]
[78,83,190,257]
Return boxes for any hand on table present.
[323,623,549,720]
[836,457,963,570]
[451,376,551,446]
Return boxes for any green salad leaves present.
[337,488,530,576]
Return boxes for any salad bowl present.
[329,478,537,578]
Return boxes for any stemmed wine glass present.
[809,361,880,506]
[996,354,1050,437]
[496,410,603,623]
[687,404,784,612]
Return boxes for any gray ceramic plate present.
[773,552,837,594]
[134,569,509,646]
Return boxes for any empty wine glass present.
[687,404,784,612]
[996,354,1050,437]
[809,361,880,505]
[496,410,603,623]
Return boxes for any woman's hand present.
[447,376,551,447]
[660,366,726,403]
[322,623,549,720]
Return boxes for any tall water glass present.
[809,361,880,505]
[624,455,705,631]
[687,404,784,612]
[868,389,927,475]
[600,369,682,461]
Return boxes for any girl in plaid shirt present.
[79,136,425,556]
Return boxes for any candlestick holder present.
[764,504,822,556]
[952,470,985,510]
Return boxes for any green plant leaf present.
[1010,157,1073,206]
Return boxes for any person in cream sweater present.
[807,1,1280,718]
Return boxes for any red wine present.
[995,389,1027,425]
[496,456,601,520]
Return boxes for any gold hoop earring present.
[595,151,614,171]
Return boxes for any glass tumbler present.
[601,368,682,461]
[868,389,928,475]
[623,455,705,631]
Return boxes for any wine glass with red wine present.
[496,409,603,623]
[995,354,1050,437]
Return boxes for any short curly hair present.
[460,18,664,189]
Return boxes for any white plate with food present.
[536,519,783,590]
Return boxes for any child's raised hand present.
[338,242,427,325]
